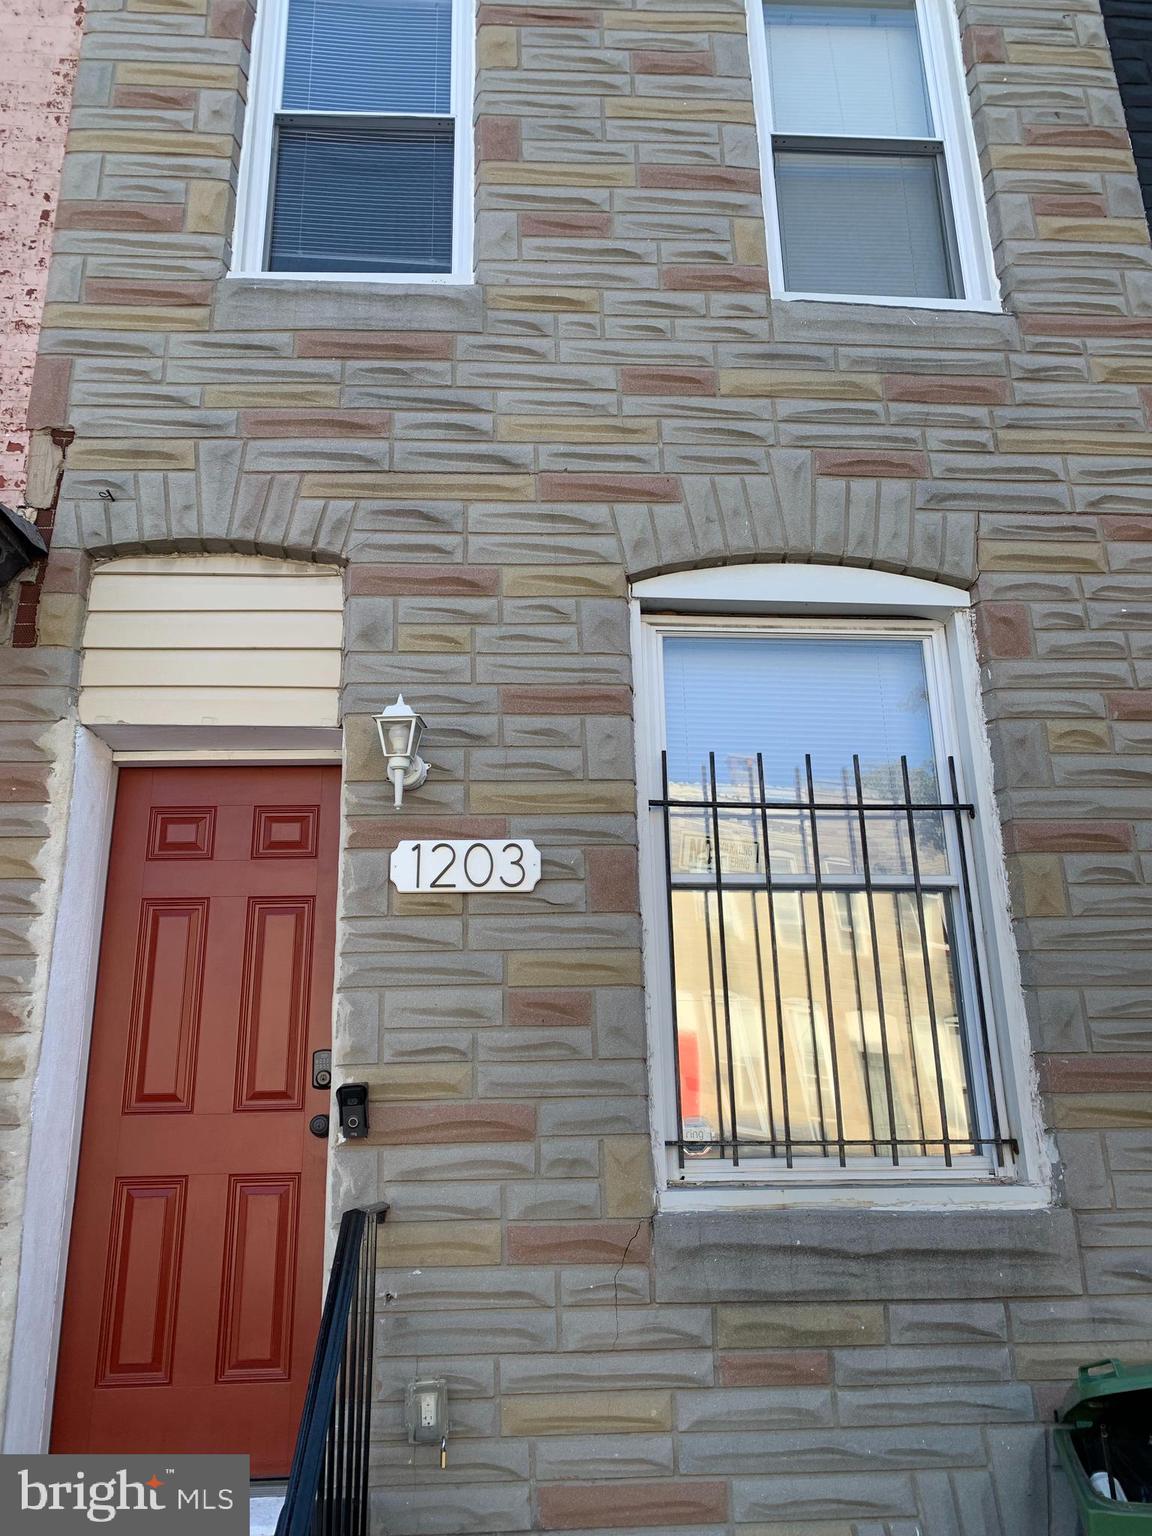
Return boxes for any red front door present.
[52,766,340,1477]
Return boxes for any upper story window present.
[232,0,473,281]
[634,568,1041,1205]
[745,0,999,309]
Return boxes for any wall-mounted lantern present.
[0,504,48,588]
[374,694,428,809]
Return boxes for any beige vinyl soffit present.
[78,555,344,746]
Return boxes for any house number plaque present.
[389,839,541,894]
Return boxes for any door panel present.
[52,766,340,1477]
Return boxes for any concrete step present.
[249,1483,286,1536]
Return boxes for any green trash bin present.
[1054,1360,1152,1532]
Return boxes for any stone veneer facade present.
[4,0,1152,1533]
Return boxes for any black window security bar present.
[652,751,1018,1173]
[277,1203,389,1536]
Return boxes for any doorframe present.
[3,727,344,1453]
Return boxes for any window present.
[232,0,473,280]
[745,0,998,308]
[634,571,1037,1200]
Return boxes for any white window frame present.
[744,0,1000,312]
[631,565,1048,1211]
[230,0,474,283]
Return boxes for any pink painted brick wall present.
[0,0,82,496]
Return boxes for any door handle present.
[309,1114,330,1139]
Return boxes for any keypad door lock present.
[312,1049,332,1090]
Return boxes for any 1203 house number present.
[389,839,541,894]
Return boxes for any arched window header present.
[631,563,970,620]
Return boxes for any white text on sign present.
[389,839,541,894]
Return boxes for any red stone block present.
[662,264,770,292]
[507,990,594,1028]
[962,24,1005,66]
[349,564,500,596]
[478,4,597,24]
[1031,194,1108,219]
[370,1102,537,1144]
[621,366,717,396]
[520,212,612,238]
[1101,516,1152,542]
[507,1219,652,1265]
[883,374,1009,405]
[477,115,521,163]
[1038,1055,1152,1095]
[1005,822,1133,853]
[538,471,682,502]
[1019,315,1152,338]
[26,355,72,430]
[586,847,639,913]
[500,685,633,715]
[1107,691,1152,721]
[814,449,928,478]
[638,166,760,192]
[976,602,1032,659]
[209,0,253,39]
[631,49,714,76]
[538,1481,727,1531]
[112,86,197,110]
[54,202,184,232]
[82,278,213,306]
[295,331,454,359]
[719,1350,831,1387]
[239,409,392,437]
[40,548,86,595]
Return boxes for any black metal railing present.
[277,1203,389,1536]
[652,750,1017,1172]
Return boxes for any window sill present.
[651,1202,1078,1301]
[659,1174,1047,1215]
[213,275,483,332]
[768,294,1017,346]
[775,289,1003,315]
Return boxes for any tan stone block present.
[377,1220,502,1267]
[470,781,634,814]
[1005,44,1113,68]
[603,1136,654,1218]
[115,62,241,88]
[0,1036,30,1080]
[487,288,600,313]
[988,146,1133,173]
[1016,1342,1152,1380]
[1035,217,1150,245]
[1048,1095,1152,1129]
[392,891,464,916]
[606,97,755,123]
[738,1526,852,1536]
[68,439,197,470]
[733,216,767,267]
[999,428,1152,456]
[502,565,626,597]
[480,162,635,187]
[1047,721,1111,753]
[1090,357,1152,384]
[478,23,518,67]
[41,303,210,332]
[719,370,883,400]
[604,10,747,29]
[501,1391,672,1437]
[0,842,44,880]
[977,540,1106,573]
[128,0,206,12]
[67,130,234,157]
[186,179,231,234]
[497,417,657,444]
[301,471,535,499]
[507,950,643,987]
[368,1065,472,1100]
[1018,855,1066,918]
[717,1303,886,1349]
[34,595,85,649]
[397,624,472,653]
[203,384,341,407]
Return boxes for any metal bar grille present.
[651,750,1017,1171]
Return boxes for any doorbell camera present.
[335,1083,369,1139]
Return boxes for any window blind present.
[268,120,455,273]
[283,0,453,113]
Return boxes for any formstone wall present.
[4,0,1152,1531]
